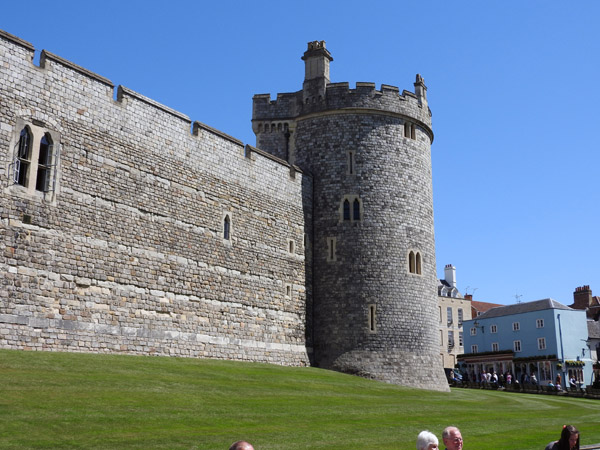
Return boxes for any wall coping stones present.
[41,50,114,87]
[0,29,34,52]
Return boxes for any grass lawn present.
[1,349,599,449]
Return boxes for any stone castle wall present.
[0,30,312,365]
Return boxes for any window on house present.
[447,307,453,326]
[439,306,442,323]
[459,331,464,347]
[538,337,546,350]
[411,124,416,140]
[491,324,497,333]
[457,308,463,326]
[368,304,376,332]
[514,340,521,352]
[512,322,520,331]
[288,239,295,254]
[536,319,544,328]
[470,327,477,336]
[492,342,499,352]
[448,331,454,349]
[471,344,478,354]
[415,252,422,274]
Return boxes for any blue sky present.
[2,1,598,306]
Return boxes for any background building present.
[461,299,592,387]
[438,264,472,370]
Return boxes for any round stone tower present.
[252,41,448,391]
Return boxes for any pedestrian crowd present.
[229,424,580,449]
[461,370,570,391]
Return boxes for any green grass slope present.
[0,349,598,449]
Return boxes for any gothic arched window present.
[343,199,350,221]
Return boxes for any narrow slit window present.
[353,198,360,221]
[415,252,422,274]
[327,237,336,262]
[369,305,376,332]
[348,151,354,175]
[223,215,231,240]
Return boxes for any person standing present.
[442,426,463,450]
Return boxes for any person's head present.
[229,441,254,450]
[559,425,579,450]
[442,426,463,450]
[417,430,439,450]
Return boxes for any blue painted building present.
[460,298,592,388]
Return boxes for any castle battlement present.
[252,77,433,148]
[0,28,300,179]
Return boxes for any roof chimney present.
[302,40,333,104]
[572,285,593,310]
[302,40,333,82]
[444,264,457,288]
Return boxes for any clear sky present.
[2,0,598,306]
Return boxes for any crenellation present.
[0,29,34,52]
[41,50,114,88]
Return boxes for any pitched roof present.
[471,300,502,313]
[476,298,573,319]
[588,320,600,339]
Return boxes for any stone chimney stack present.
[302,40,333,82]
[444,264,457,288]
[573,285,593,310]
[301,40,333,104]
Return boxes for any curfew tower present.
[252,41,448,391]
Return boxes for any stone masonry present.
[0,29,310,365]
[0,30,448,391]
